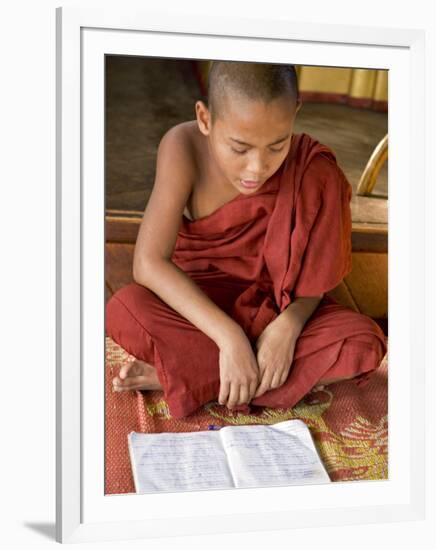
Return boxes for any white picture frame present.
[55,5,426,544]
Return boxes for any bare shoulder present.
[157,120,201,175]
[132,121,200,269]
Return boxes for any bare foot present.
[112,357,163,392]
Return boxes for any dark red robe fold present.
[106,133,387,418]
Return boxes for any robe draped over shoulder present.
[106,133,387,418]
[172,132,353,341]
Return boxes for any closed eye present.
[231,146,285,155]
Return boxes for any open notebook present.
[128,419,330,493]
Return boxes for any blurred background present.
[105,58,387,213]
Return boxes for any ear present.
[295,97,303,114]
[195,100,212,136]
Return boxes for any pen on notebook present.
[207,424,222,430]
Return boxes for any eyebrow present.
[229,134,290,147]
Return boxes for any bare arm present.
[275,295,324,339]
[133,124,259,407]
[132,124,244,348]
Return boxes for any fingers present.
[249,379,258,401]
[219,383,254,410]
[254,366,289,398]
[227,384,240,410]
[254,368,273,398]
[270,371,283,389]
[253,383,267,398]
[279,371,289,386]
[218,380,230,406]
[238,385,250,407]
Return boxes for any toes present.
[119,362,134,380]
[112,375,134,391]
[112,376,122,391]
[113,375,148,392]
[119,358,149,380]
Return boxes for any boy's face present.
[196,94,300,195]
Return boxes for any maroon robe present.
[106,133,387,418]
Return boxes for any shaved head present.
[207,61,299,124]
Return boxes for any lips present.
[240,179,261,189]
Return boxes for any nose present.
[245,152,269,178]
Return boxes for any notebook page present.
[128,431,234,493]
[220,419,330,489]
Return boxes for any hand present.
[218,331,260,410]
[253,316,297,398]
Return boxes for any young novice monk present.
[106,61,387,418]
